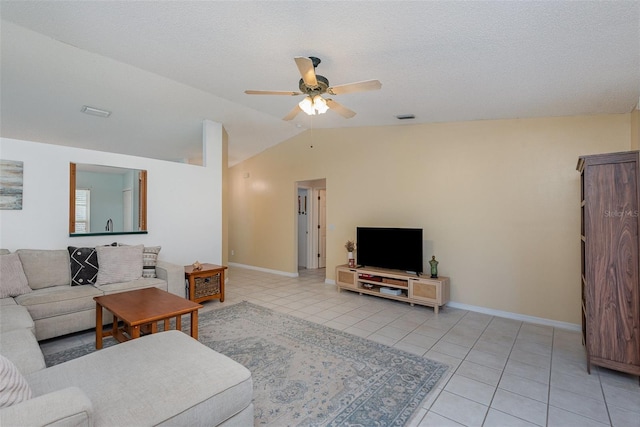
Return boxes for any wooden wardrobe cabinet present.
[577,151,640,378]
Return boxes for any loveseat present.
[0,245,255,426]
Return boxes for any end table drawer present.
[194,274,221,299]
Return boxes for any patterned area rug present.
[44,301,448,426]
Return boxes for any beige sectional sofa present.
[0,247,254,426]
[4,247,184,341]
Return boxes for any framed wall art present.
[0,159,24,210]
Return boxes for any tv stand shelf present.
[335,265,450,313]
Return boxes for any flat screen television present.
[356,227,423,273]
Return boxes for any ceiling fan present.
[245,56,382,121]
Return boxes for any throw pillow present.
[68,246,99,286]
[0,253,32,298]
[95,244,144,286]
[142,246,161,278]
[15,249,70,290]
[0,355,32,408]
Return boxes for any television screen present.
[356,227,423,273]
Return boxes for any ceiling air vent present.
[81,105,111,118]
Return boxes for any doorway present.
[296,179,326,270]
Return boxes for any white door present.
[317,189,326,268]
[297,188,309,268]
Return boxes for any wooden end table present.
[184,263,227,303]
[94,287,202,349]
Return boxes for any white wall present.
[0,122,224,266]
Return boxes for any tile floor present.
[40,266,640,427]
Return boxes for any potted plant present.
[345,240,356,267]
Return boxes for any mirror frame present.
[69,162,148,236]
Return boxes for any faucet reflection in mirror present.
[69,163,147,236]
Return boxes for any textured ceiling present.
[1,1,639,166]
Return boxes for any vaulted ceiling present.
[1,1,638,166]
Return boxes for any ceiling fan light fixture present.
[313,95,329,114]
[299,96,315,115]
[299,95,329,116]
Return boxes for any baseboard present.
[227,262,299,278]
[326,278,578,330]
[446,301,581,331]
[228,264,580,331]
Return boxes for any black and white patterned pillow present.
[68,246,99,286]
[142,246,161,278]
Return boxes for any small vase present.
[348,252,355,268]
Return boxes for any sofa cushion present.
[0,355,32,408]
[0,249,9,255]
[0,254,32,298]
[15,285,102,321]
[0,387,93,427]
[0,305,35,335]
[0,330,46,376]
[16,250,70,290]
[142,246,161,278]
[96,277,166,295]
[0,298,17,307]
[67,246,99,286]
[26,331,253,426]
[95,245,143,285]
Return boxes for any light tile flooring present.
[41,267,640,427]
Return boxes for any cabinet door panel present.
[411,282,437,301]
[337,268,357,289]
[585,161,640,365]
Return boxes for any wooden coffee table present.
[94,287,203,349]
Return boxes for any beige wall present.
[228,114,631,324]
[632,109,639,150]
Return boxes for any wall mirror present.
[69,163,147,236]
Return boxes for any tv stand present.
[335,265,450,313]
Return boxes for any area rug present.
[44,301,448,426]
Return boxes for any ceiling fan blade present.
[327,80,382,95]
[294,57,318,88]
[283,105,302,121]
[245,90,302,96]
[326,99,356,119]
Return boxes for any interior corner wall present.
[228,113,631,325]
[631,109,639,150]
[0,133,224,266]
[221,126,230,268]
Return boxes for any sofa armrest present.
[156,260,185,298]
[0,387,93,427]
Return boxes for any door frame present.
[313,188,326,269]
[295,180,326,270]
[297,186,312,269]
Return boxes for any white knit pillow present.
[0,253,32,298]
[95,244,143,285]
[0,355,32,408]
